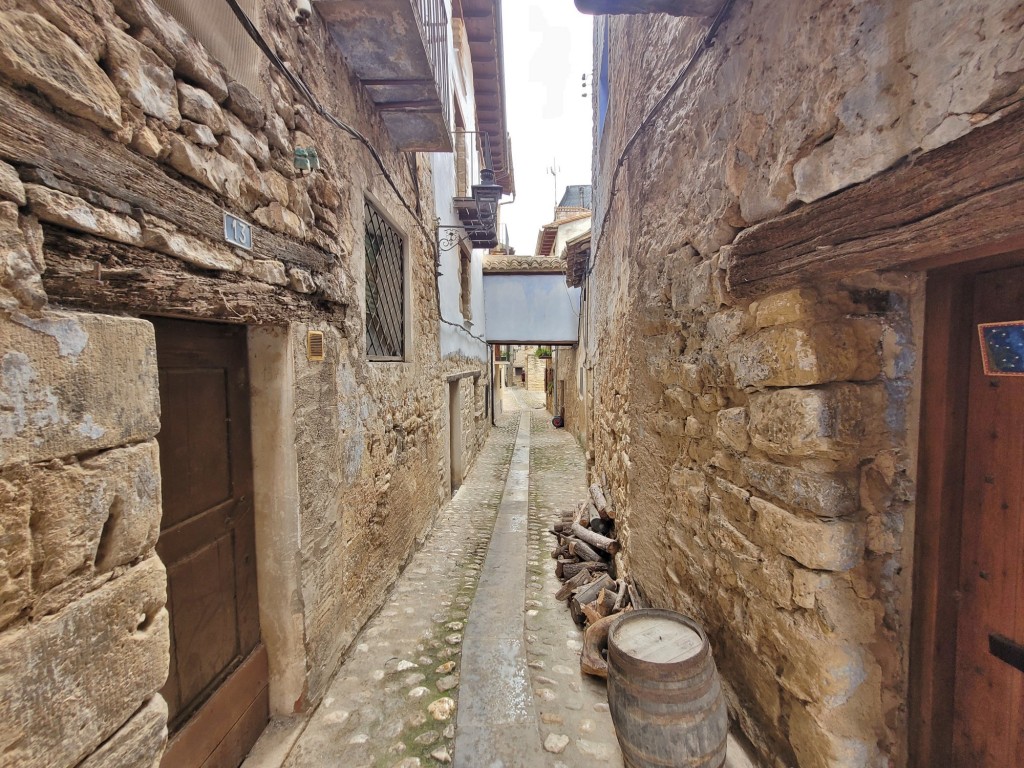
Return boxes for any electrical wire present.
[585,0,737,279]
[222,0,433,245]
[224,0,492,348]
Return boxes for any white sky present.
[499,2,594,255]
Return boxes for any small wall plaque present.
[978,321,1024,376]
[224,212,253,250]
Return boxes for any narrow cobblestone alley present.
[243,390,623,768]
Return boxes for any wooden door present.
[951,265,1024,765]
[152,318,268,768]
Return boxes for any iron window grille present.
[365,201,406,360]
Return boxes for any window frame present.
[364,197,411,362]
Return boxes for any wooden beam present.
[41,228,344,325]
[727,108,1024,297]
[0,85,334,272]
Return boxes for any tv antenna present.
[546,159,561,205]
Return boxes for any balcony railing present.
[316,0,454,152]
[453,130,503,248]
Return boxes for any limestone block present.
[15,0,109,62]
[728,321,881,389]
[709,476,754,539]
[288,267,315,294]
[265,111,291,155]
[792,569,828,610]
[165,134,242,199]
[754,288,835,329]
[788,704,876,768]
[130,126,164,159]
[748,385,878,460]
[0,311,159,466]
[142,225,243,272]
[78,695,168,768]
[180,120,217,148]
[26,185,142,246]
[0,557,169,768]
[0,161,24,206]
[715,407,749,451]
[0,12,122,131]
[260,170,291,207]
[111,0,228,102]
[758,615,866,708]
[176,82,226,135]
[668,465,708,518]
[741,459,859,518]
[104,25,180,128]
[0,203,46,311]
[254,202,305,239]
[750,496,864,572]
[243,259,288,287]
[0,475,31,629]
[226,80,265,130]
[225,112,271,169]
[3,441,160,596]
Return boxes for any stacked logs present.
[550,482,645,678]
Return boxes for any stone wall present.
[0,0,489,764]
[527,353,549,393]
[554,346,587,448]
[588,1,1024,765]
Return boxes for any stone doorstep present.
[240,715,306,768]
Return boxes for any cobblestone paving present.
[254,389,625,768]
[525,410,624,767]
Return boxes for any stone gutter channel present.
[453,412,547,767]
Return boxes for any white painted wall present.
[483,274,582,344]
[429,4,489,363]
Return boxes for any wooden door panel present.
[152,318,266,768]
[952,266,1024,765]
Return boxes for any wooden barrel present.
[607,609,728,768]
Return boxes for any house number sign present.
[224,212,253,250]
[978,321,1024,376]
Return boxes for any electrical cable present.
[222,0,433,244]
[585,0,737,279]
[224,0,492,349]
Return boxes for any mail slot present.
[989,634,1024,673]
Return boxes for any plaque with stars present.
[979,321,1024,376]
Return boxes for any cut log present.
[580,612,627,678]
[562,561,608,580]
[582,587,618,624]
[626,581,646,610]
[588,503,603,529]
[590,483,608,515]
[556,568,594,601]
[567,538,602,563]
[612,579,628,612]
[571,523,621,556]
[572,574,616,607]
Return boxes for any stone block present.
[78,694,168,768]
[788,704,876,768]
[715,406,749,451]
[243,258,288,287]
[757,614,866,708]
[0,12,122,131]
[668,465,708,519]
[2,441,160,597]
[0,203,46,311]
[226,80,265,130]
[748,385,879,460]
[0,160,24,206]
[792,569,828,610]
[728,321,881,389]
[741,458,859,518]
[0,475,30,629]
[26,185,143,246]
[754,288,835,329]
[288,267,316,294]
[104,24,180,128]
[225,112,271,169]
[709,476,754,538]
[0,557,169,768]
[142,225,243,272]
[0,311,160,466]
[177,82,226,134]
[180,120,217,148]
[165,134,243,200]
[750,496,865,572]
[254,202,305,239]
[111,0,228,102]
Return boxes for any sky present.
[499,2,594,255]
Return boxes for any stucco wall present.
[588,1,1024,765]
[0,0,489,764]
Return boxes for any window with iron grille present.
[365,201,406,360]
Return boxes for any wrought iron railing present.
[414,0,452,132]
[365,201,406,359]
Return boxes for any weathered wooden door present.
[952,265,1024,764]
[152,318,268,768]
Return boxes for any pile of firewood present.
[550,482,645,678]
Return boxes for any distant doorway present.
[449,380,464,493]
